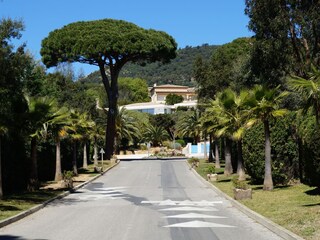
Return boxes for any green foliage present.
[176,110,201,143]
[83,44,218,87]
[165,93,184,105]
[142,125,169,147]
[243,113,299,184]
[115,108,140,152]
[245,0,320,81]
[63,170,74,180]
[232,175,249,190]
[41,19,177,68]
[287,66,320,124]
[118,77,149,105]
[188,157,200,164]
[149,114,175,138]
[297,112,320,187]
[0,18,33,193]
[194,38,253,100]
[242,123,265,183]
[41,18,177,159]
[175,139,186,147]
[207,165,216,174]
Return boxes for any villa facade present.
[121,84,197,114]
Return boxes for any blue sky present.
[1,0,252,75]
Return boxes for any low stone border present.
[0,161,120,229]
[188,162,304,240]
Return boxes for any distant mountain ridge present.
[83,44,219,87]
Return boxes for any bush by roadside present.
[193,159,320,240]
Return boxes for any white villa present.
[121,84,197,114]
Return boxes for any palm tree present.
[89,123,104,167]
[205,89,251,179]
[288,66,320,124]
[69,110,92,174]
[115,108,140,154]
[248,85,288,190]
[143,125,169,147]
[0,125,8,199]
[26,97,56,190]
[200,111,217,163]
[176,110,202,144]
[80,114,95,170]
[205,97,233,176]
[45,106,71,181]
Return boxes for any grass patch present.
[193,159,320,240]
[0,160,116,222]
[0,190,62,221]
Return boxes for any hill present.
[83,44,218,87]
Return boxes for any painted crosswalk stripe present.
[163,220,235,228]
[160,207,218,212]
[163,213,227,219]
[141,199,223,206]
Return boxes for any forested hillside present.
[83,44,218,86]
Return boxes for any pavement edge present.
[0,161,120,229]
[188,162,304,240]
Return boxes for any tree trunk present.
[54,137,62,181]
[297,137,303,182]
[72,142,78,176]
[203,134,207,160]
[83,142,88,169]
[215,139,221,169]
[99,63,121,160]
[224,138,233,176]
[208,134,214,163]
[105,101,117,160]
[28,137,39,191]
[93,140,98,167]
[263,120,273,190]
[0,137,3,199]
[237,140,246,181]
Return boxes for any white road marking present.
[68,187,128,201]
[159,200,177,206]
[141,199,222,206]
[163,213,227,219]
[163,220,235,228]
[160,206,218,212]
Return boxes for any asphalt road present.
[0,160,283,240]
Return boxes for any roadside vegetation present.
[1,1,320,237]
[192,159,320,240]
[0,160,113,222]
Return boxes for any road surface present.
[0,160,283,240]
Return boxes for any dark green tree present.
[143,125,169,147]
[0,18,32,193]
[165,93,184,105]
[26,97,57,190]
[118,77,149,105]
[245,0,320,80]
[193,38,253,101]
[248,85,288,190]
[41,19,177,159]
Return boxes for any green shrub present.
[140,144,147,150]
[162,141,171,148]
[176,139,186,147]
[206,165,215,174]
[188,157,200,165]
[243,113,299,185]
[242,123,265,184]
[298,113,320,187]
[232,175,249,190]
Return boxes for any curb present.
[188,162,304,240]
[0,161,120,229]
